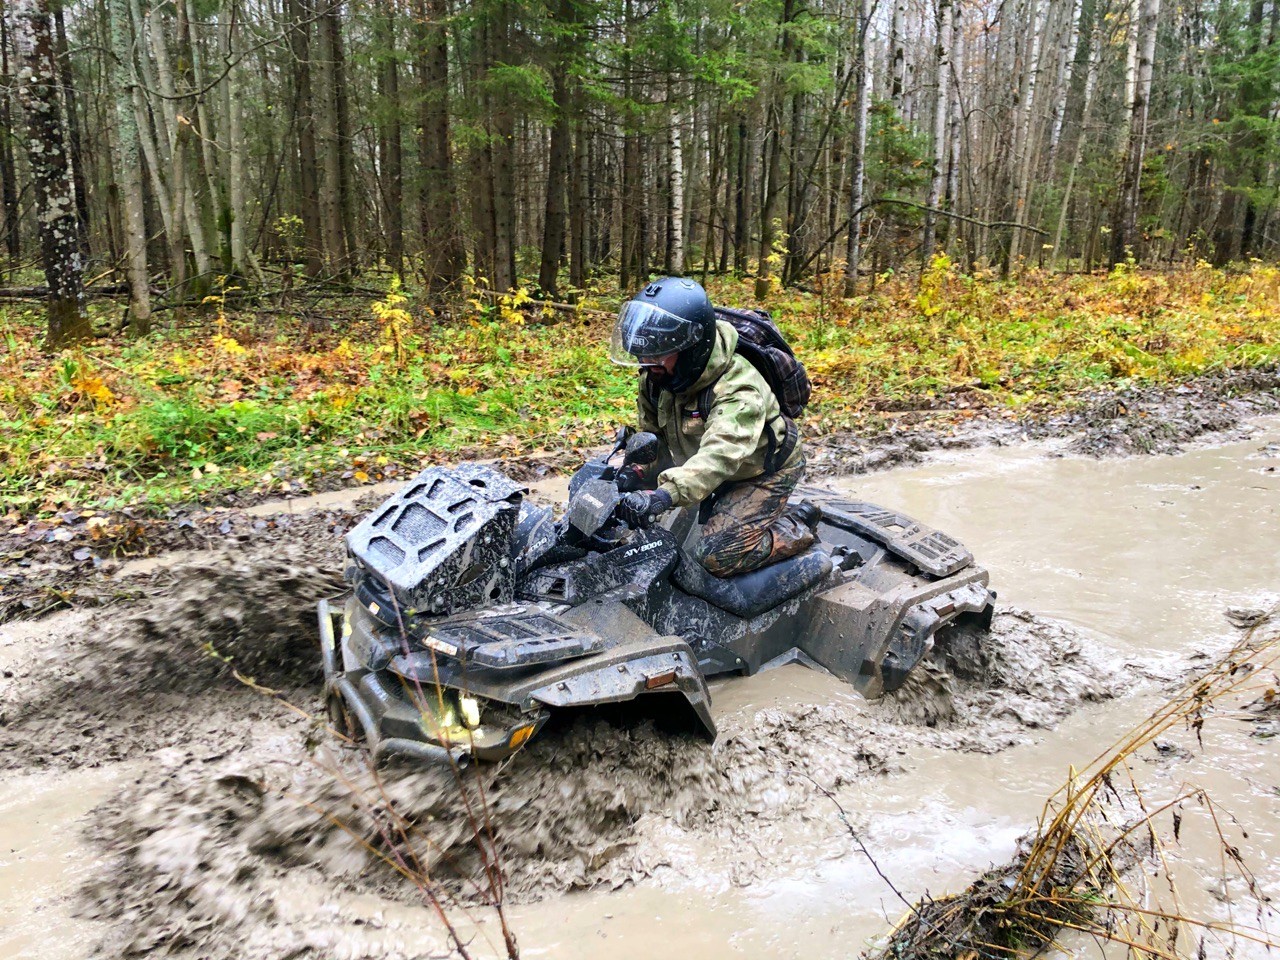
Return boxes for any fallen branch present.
[797,197,1048,280]
[0,282,135,299]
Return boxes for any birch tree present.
[8,0,88,346]
[108,0,150,333]
[1111,0,1162,263]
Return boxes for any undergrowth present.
[2,260,1278,515]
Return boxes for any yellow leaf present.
[211,333,247,356]
[354,470,370,483]
[73,375,115,406]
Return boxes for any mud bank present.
[806,366,1280,478]
[74,602,1117,959]
[0,547,341,772]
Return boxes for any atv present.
[318,431,995,764]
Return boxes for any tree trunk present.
[156,1,209,291]
[755,0,794,300]
[186,4,227,273]
[489,3,516,291]
[844,0,872,297]
[1110,0,1162,264]
[51,4,88,249]
[328,3,358,274]
[375,0,403,277]
[9,0,88,347]
[108,0,151,334]
[1052,2,1100,267]
[225,2,247,278]
[620,130,642,290]
[733,117,750,274]
[1008,0,1047,266]
[538,0,576,297]
[287,0,324,277]
[668,91,685,276]
[922,0,953,264]
[568,110,587,290]
[889,0,906,105]
[313,1,345,276]
[415,0,464,290]
[0,13,22,268]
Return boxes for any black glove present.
[617,489,673,528]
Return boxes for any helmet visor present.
[609,300,707,368]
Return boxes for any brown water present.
[1,420,1277,959]
[506,419,1280,957]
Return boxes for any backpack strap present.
[642,372,662,409]
[765,414,798,474]
[696,384,715,421]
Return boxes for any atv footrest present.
[420,609,606,669]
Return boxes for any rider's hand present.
[617,489,673,528]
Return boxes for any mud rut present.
[2,372,1278,960]
[5,552,1120,959]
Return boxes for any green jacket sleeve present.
[657,376,769,506]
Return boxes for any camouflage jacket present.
[638,320,800,507]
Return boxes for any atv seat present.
[674,548,833,619]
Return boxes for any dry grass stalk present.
[872,606,1279,960]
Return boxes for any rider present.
[609,277,818,578]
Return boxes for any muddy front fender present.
[389,631,717,743]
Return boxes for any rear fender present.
[801,570,994,698]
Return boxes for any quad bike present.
[318,431,995,764]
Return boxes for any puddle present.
[0,766,129,960]
[2,418,1279,958]
[501,416,1280,957]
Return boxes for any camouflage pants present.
[694,455,816,578]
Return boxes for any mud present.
[0,546,341,772]
[1039,368,1280,456]
[807,366,1280,479]
[0,476,570,626]
[72,602,1115,960]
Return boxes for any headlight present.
[459,695,481,729]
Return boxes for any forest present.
[4,3,1280,958]
[1,0,1278,348]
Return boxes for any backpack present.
[710,306,812,420]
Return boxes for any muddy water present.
[0,767,125,959]
[502,418,1280,958]
[2,420,1278,959]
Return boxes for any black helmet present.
[610,277,717,392]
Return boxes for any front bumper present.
[318,595,550,763]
